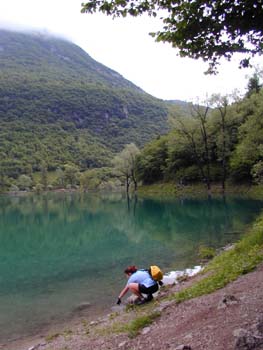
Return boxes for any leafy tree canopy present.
[81,0,263,73]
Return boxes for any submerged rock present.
[73,302,91,312]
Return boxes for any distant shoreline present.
[2,182,263,198]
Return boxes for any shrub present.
[198,245,216,260]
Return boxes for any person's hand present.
[116,297,121,305]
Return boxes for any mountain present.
[0,29,169,177]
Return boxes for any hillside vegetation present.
[136,82,263,188]
[0,29,169,184]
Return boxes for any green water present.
[0,192,262,344]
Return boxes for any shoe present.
[135,298,146,305]
[145,294,153,302]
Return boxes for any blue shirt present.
[127,270,156,288]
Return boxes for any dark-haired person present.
[116,265,158,305]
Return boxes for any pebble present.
[174,345,192,350]
[118,340,127,348]
[233,328,248,338]
[141,326,151,335]
[184,333,193,340]
[154,300,174,312]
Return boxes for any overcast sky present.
[0,0,261,101]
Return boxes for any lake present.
[0,192,262,345]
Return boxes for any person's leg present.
[140,283,158,302]
[128,283,144,299]
[145,294,153,301]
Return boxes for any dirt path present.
[9,262,263,350]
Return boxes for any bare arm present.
[118,285,129,299]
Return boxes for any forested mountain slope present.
[0,29,169,177]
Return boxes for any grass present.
[45,332,60,342]
[125,311,161,338]
[138,182,263,198]
[107,311,161,338]
[172,214,263,303]
[198,245,216,260]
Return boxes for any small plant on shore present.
[81,319,88,327]
[176,274,189,283]
[107,311,160,337]
[45,332,60,342]
[63,329,73,340]
[172,214,263,303]
[109,311,119,320]
[198,245,216,260]
[125,303,137,312]
[126,311,161,338]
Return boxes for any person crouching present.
[116,265,158,305]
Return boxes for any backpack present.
[149,265,163,282]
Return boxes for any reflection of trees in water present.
[0,193,162,294]
[0,193,262,243]
[0,193,262,293]
[137,197,260,244]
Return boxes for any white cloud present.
[0,0,260,101]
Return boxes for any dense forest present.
[136,78,263,190]
[0,29,170,191]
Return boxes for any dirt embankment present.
[11,262,263,350]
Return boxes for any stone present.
[184,333,193,340]
[233,329,249,338]
[118,341,127,348]
[235,332,263,349]
[218,294,238,309]
[256,315,263,334]
[141,326,151,335]
[174,345,192,350]
[74,302,91,312]
[155,300,174,312]
[127,295,140,304]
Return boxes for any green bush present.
[198,245,216,260]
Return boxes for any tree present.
[169,102,213,191]
[229,89,263,182]
[112,143,140,194]
[81,0,263,73]
[17,174,32,191]
[192,103,212,190]
[40,162,48,190]
[246,72,262,97]
[209,94,229,191]
[136,136,168,184]
[55,167,65,188]
[64,165,80,187]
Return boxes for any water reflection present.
[0,192,262,343]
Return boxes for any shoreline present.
[3,266,203,350]
[4,227,262,350]
[8,261,263,350]
[2,182,263,197]
[2,189,262,350]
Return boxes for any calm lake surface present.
[0,192,263,344]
